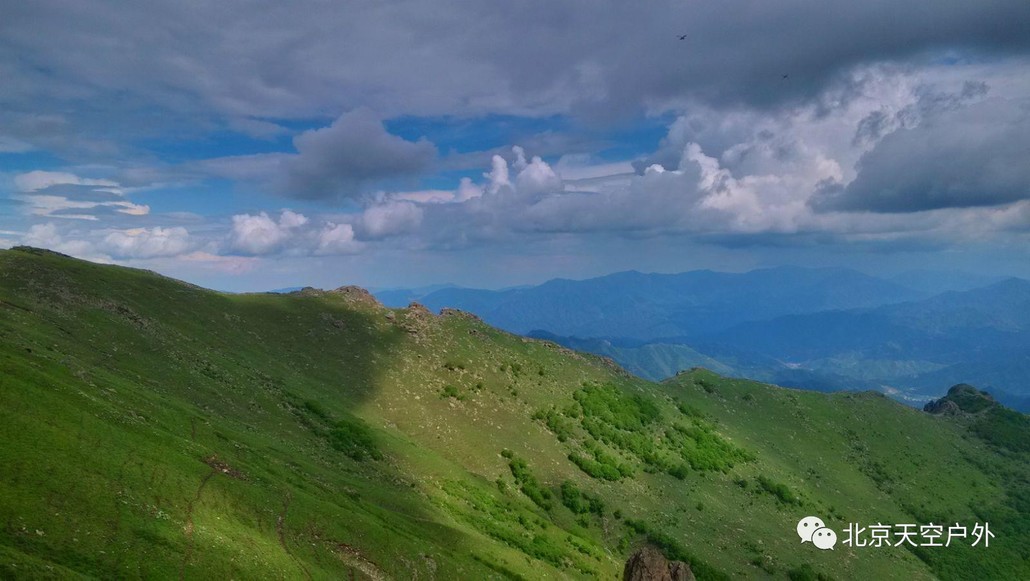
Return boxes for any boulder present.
[623,546,694,581]
[923,399,961,415]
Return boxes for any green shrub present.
[575,384,660,431]
[677,402,706,418]
[328,417,382,461]
[507,454,552,510]
[533,408,576,442]
[303,399,331,421]
[787,563,834,581]
[972,408,1030,453]
[569,452,624,481]
[756,475,800,505]
[441,384,464,400]
[559,481,605,516]
[668,423,752,473]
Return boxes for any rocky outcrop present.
[439,307,481,322]
[329,286,382,308]
[623,546,694,581]
[924,383,997,415]
[400,302,437,338]
[923,398,961,415]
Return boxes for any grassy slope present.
[0,248,1026,580]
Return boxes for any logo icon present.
[797,516,836,550]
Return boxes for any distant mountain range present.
[407,266,925,339]
[376,267,1030,411]
[709,278,1030,409]
[373,283,459,307]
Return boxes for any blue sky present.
[2,1,1030,291]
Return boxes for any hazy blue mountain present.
[372,283,458,307]
[378,268,1030,411]
[267,286,306,293]
[530,331,885,395]
[416,266,923,339]
[889,269,1007,294]
[707,278,1030,408]
[714,279,1030,357]
[526,331,737,380]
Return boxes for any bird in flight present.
[678,34,688,40]
[782,73,789,80]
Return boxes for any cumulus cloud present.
[355,201,423,239]
[229,210,308,255]
[513,153,563,202]
[227,210,364,256]
[100,227,191,258]
[20,223,109,261]
[22,223,63,248]
[315,223,362,255]
[348,70,1030,250]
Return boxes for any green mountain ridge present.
[0,247,1027,580]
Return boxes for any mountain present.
[373,283,459,308]
[707,279,1030,409]
[889,269,1008,295]
[525,331,739,381]
[412,266,923,340]
[267,286,306,294]
[530,332,887,395]
[0,247,1027,579]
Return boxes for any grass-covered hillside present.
[0,247,1026,580]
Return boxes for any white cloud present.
[12,170,150,220]
[227,209,366,256]
[14,170,119,193]
[20,223,110,262]
[316,223,362,255]
[100,226,191,258]
[229,211,306,255]
[484,155,511,194]
[277,209,309,229]
[455,177,484,202]
[355,201,423,239]
[334,69,1030,250]
[22,223,62,247]
[513,154,563,202]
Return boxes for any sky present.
[2,0,1030,291]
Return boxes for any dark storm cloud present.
[813,97,1030,213]
[281,109,437,200]
[195,109,438,200]
[2,0,1029,128]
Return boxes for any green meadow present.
[0,247,1026,579]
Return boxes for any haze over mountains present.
[374,267,1030,411]
[384,267,924,339]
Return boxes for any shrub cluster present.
[502,449,553,510]
[329,417,383,461]
[559,481,605,516]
